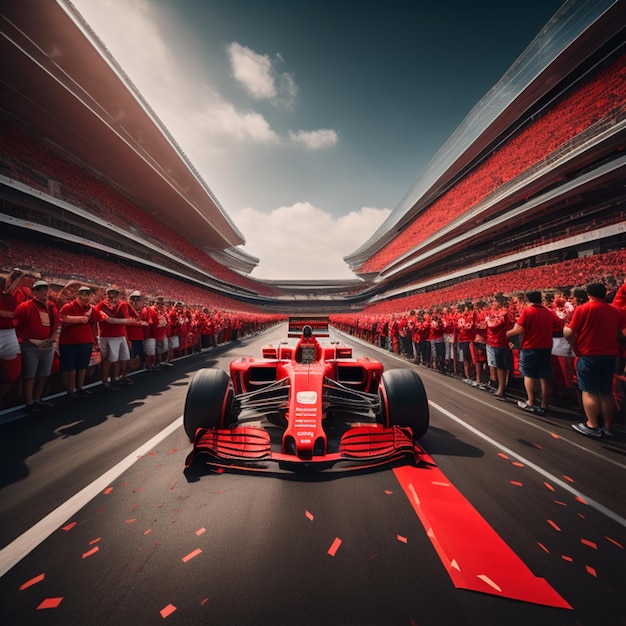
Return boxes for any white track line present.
[430,400,626,528]
[0,417,183,578]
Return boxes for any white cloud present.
[288,129,338,149]
[232,203,391,279]
[73,1,280,149]
[227,42,298,107]
[227,42,276,100]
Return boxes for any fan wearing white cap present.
[58,286,101,397]
[13,280,61,412]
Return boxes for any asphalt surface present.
[0,326,624,626]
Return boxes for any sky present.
[70,0,565,280]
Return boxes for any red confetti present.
[512,462,524,467]
[532,442,543,450]
[544,482,555,492]
[89,538,101,545]
[497,452,509,460]
[538,543,549,553]
[20,573,45,590]
[547,520,561,531]
[133,487,144,493]
[550,433,560,439]
[575,495,588,505]
[561,555,573,562]
[144,529,152,535]
[82,546,99,559]
[510,481,523,487]
[554,501,567,507]
[125,519,136,524]
[562,475,575,483]
[305,511,314,521]
[384,489,393,495]
[397,535,408,543]
[581,538,597,550]
[37,597,63,610]
[62,522,77,532]
[200,598,209,605]
[160,604,177,618]
[182,549,202,563]
[195,527,206,536]
[586,565,597,577]
[328,537,342,556]
[169,448,177,454]
[103,487,114,495]
[605,536,624,549]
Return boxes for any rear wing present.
[287,316,330,338]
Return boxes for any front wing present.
[185,424,425,473]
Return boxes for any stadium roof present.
[344,0,625,271]
[0,0,252,258]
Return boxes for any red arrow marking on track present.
[394,463,571,609]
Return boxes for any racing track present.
[0,325,624,625]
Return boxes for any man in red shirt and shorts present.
[14,280,61,412]
[564,283,625,438]
[506,290,563,416]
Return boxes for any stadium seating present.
[0,117,278,297]
[359,54,626,273]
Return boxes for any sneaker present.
[571,422,602,439]
[534,407,548,417]
[74,388,91,397]
[35,400,54,409]
[600,427,615,437]
[26,403,42,414]
[102,382,119,392]
[517,400,537,414]
[164,362,174,367]
[118,377,134,386]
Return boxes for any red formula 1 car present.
[184,318,429,473]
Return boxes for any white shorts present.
[157,336,169,355]
[0,328,21,360]
[143,338,156,356]
[99,336,130,363]
[170,335,180,350]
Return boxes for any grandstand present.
[0,0,625,314]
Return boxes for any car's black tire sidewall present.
[183,368,233,441]
[379,368,429,440]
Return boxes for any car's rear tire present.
[379,368,429,440]
[184,368,234,441]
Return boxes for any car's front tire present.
[183,368,234,441]
[379,368,429,440]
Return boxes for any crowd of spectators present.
[0,268,283,412]
[331,271,626,437]
[359,54,626,273]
